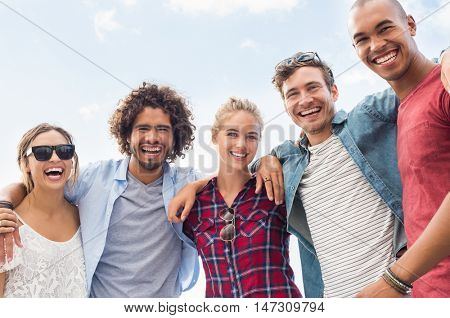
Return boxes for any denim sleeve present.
[350,87,399,123]
[192,169,205,181]
[64,161,100,205]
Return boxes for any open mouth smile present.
[141,145,163,157]
[298,107,321,118]
[372,49,398,65]
[230,151,248,159]
[44,167,64,180]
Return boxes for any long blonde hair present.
[17,123,79,193]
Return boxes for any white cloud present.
[94,9,122,41]
[240,38,258,49]
[122,0,137,7]
[166,0,302,16]
[79,104,101,120]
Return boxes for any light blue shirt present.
[65,157,200,295]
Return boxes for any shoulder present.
[79,158,126,180]
[350,88,399,123]
[272,139,301,155]
[83,158,124,173]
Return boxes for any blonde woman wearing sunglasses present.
[0,123,87,297]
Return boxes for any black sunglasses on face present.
[275,51,334,78]
[26,144,75,161]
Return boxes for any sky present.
[0,0,449,297]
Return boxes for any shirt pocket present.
[192,218,216,250]
[238,209,269,238]
[405,121,439,168]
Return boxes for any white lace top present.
[0,214,87,298]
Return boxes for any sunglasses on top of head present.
[275,51,334,78]
[26,144,75,161]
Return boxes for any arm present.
[0,272,5,297]
[357,192,450,297]
[439,48,450,92]
[168,178,210,223]
[0,184,27,265]
[0,183,27,208]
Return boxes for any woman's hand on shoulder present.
[255,155,285,205]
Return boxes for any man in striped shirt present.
[255,48,450,297]
[255,51,407,297]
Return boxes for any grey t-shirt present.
[90,172,182,298]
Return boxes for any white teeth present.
[142,146,161,152]
[375,51,397,64]
[231,152,246,158]
[300,107,321,116]
[45,168,63,173]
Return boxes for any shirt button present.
[290,186,295,191]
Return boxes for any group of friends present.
[0,0,449,298]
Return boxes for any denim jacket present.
[256,88,407,297]
[65,157,200,295]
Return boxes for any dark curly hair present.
[109,82,196,162]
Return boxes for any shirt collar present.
[114,156,131,181]
[297,110,348,150]
[331,110,348,124]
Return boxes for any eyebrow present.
[285,81,322,96]
[225,128,259,134]
[353,19,394,40]
[135,124,172,129]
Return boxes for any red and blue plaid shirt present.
[183,176,301,298]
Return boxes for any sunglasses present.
[275,51,334,78]
[219,207,235,242]
[26,144,75,161]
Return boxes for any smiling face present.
[213,110,261,174]
[25,130,74,191]
[348,0,417,82]
[128,107,174,173]
[282,66,338,143]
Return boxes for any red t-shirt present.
[397,65,450,298]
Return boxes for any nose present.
[370,35,386,53]
[49,149,60,162]
[235,135,247,149]
[298,92,314,108]
[143,128,159,144]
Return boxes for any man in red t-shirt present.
[348,0,450,297]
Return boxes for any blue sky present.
[0,0,449,297]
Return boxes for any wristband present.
[0,200,14,210]
[382,267,412,295]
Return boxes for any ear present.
[407,15,416,36]
[330,84,339,102]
